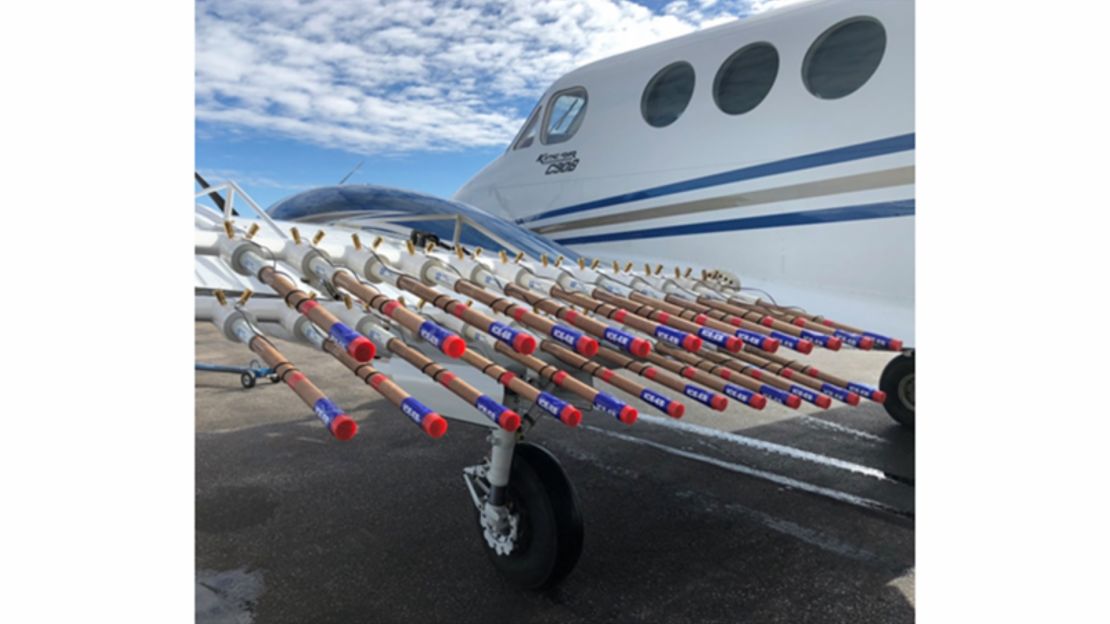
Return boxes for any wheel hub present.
[479,503,520,555]
[898,373,915,410]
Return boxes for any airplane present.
[195,0,914,590]
[455,0,914,426]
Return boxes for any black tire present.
[269,375,281,384]
[880,352,914,428]
[240,372,256,389]
[477,442,584,589]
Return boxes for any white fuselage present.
[455,0,914,344]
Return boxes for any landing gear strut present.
[464,431,584,589]
[880,351,915,429]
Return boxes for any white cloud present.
[196,0,806,155]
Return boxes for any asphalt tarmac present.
[196,323,914,624]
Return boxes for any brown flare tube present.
[322,338,448,438]
[257,266,375,362]
[459,348,581,427]
[454,279,600,357]
[250,335,358,440]
[492,341,600,404]
[601,347,731,411]
[385,338,520,431]
[624,290,781,353]
[692,296,839,351]
[503,282,652,358]
[595,346,696,395]
[549,286,703,353]
[590,289,745,352]
[539,341,681,419]
[394,275,537,355]
[332,270,466,358]
[658,344,827,408]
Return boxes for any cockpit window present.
[803,17,886,100]
[511,105,541,150]
[541,87,588,145]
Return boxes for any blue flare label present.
[536,392,569,420]
[639,388,672,413]
[550,324,583,348]
[735,328,768,348]
[603,326,635,351]
[697,326,732,348]
[821,383,853,402]
[488,322,517,346]
[846,381,879,397]
[313,398,343,426]
[653,325,686,347]
[475,395,509,424]
[400,397,434,425]
[799,329,834,348]
[683,384,714,407]
[328,323,361,350]
[832,329,866,348]
[862,332,897,349]
[418,320,453,350]
[759,384,793,405]
[769,331,804,351]
[721,383,757,405]
[789,385,820,404]
[592,392,625,419]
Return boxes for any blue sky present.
[196,0,797,208]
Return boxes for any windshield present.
[268,185,581,261]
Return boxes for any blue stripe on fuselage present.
[552,200,914,246]
[516,133,915,225]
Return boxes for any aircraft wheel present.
[476,442,584,589]
[240,372,256,389]
[880,352,914,428]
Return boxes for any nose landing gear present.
[464,433,584,589]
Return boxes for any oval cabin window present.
[641,62,696,128]
[713,42,779,115]
[803,17,886,100]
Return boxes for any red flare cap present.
[710,394,728,411]
[857,336,875,350]
[785,394,802,409]
[806,367,820,377]
[667,401,685,419]
[441,334,466,359]
[825,336,843,351]
[329,415,358,441]
[576,336,599,357]
[793,318,806,327]
[780,368,794,379]
[724,336,743,352]
[760,316,774,327]
[681,334,702,351]
[749,394,767,410]
[870,390,888,404]
[794,340,814,355]
[888,339,904,351]
[512,332,537,355]
[559,404,582,427]
[814,394,832,409]
[630,338,651,358]
[422,413,448,438]
[348,336,376,362]
[618,405,638,425]
[845,392,861,406]
[761,337,781,353]
[822,319,834,326]
[499,410,521,432]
